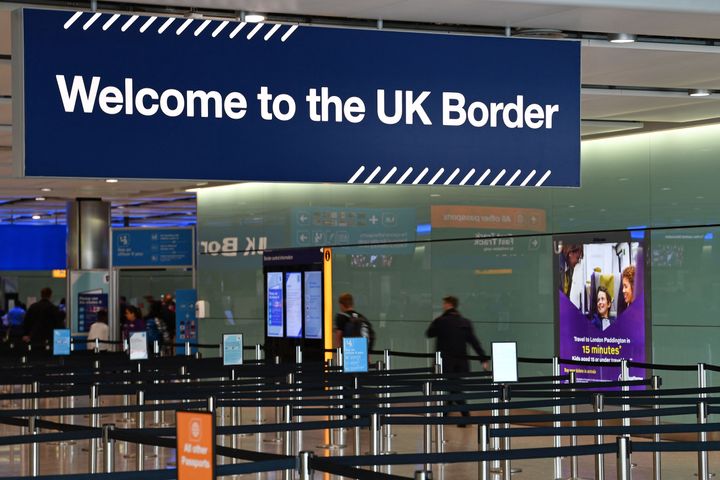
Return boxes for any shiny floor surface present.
[0,397,716,479]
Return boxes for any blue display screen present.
[267,272,284,337]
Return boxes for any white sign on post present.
[491,342,518,383]
[129,331,148,360]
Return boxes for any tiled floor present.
[0,394,717,479]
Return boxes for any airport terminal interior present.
[2,0,720,478]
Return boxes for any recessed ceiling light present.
[40,188,52,192]
[661,187,672,191]
[689,89,711,97]
[105,178,119,183]
[35,197,46,201]
[244,13,265,23]
[430,194,441,197]
[196,182,208,187]
[608,33,636,43]
[32,215,41,220]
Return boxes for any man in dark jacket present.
[426,296,488,420]
[22,287,63,348]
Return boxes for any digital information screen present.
[267,272,284,337]
[304,271,323,339]
[285,272,303,338]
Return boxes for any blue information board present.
[53,329,71,356]
[17,9,580,187]
[222,334,243,366]
[175,289,198,354]
[0,225,66,270]
[343,337,369,373]
[112,228,193,268]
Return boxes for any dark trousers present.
[443,355,470,417]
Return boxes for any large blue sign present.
[16,9,580,187]
[0,225,66,270]
[112,228,193,268]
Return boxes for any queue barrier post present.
[89,383,99,474]
[370,412,381,472]
[103,424,116,473]
[255,344,265,424]
[283,404,293,480]
[552,357,562,479]
[137,390,145,471]
[652,375,662,480]
[500,384,516,480]
[29,416,39,477]
[594,393,605,480]
[697,400,709,480]
[617,436,631,480]
[478,423,489,480]
[414,470,433,480]
[353,376,361,456]
[184,341,191,356]
[94,338,100,354]
[434,353,445,453]
[423,381,433,473]
[298,451,314,480]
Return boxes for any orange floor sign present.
[176,410,215,480]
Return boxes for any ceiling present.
[1,0,720,225]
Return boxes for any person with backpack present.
[334,292,375,351]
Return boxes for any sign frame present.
[491,341,518,383]
[110,226,195,270]
[343,336,369,373]
[176,410,216,480]
[222,333,243,366]
[53,328,71,356]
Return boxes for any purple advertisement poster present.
[555,233,649,384]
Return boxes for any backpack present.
[343,312,375,351]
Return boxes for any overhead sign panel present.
[111,227,194,268]
[15,9,580,186]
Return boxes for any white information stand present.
[491,342,518,383]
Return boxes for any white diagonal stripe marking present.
[103,13,120,30]
[520,170,537,186]
[490,169,507,186]
[412,168,430,185]
[139,16,158,33]
[121,15,139,32]
[281,25,298,42]
[247,23,264,39]
[459,169,476,186]
[444,168,461,185]
[83,13,102,30]
[364,167,382,184]
[347,166,365,184]
[380,167,398,184]
[64,12,83,30]
[264,24,282,40]
[194,19,211,36]
[428,168,445,185]
[474,169,492,186]
[212,21,229,37]
[176,18,193,35]
[535,170,552,186]
[229,22,246,38]
[505,169,522,186]
[158,17,175,34]
[396,167,413,184]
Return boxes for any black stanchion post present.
[478,423,489,480]
[29,415,39,477]
[652,375,662,480]
[298,451,314,480]
[552,356,562,480]
[382,349,395,452]
[616,436,631,480]
[265,357,283,445]
[501,384,516,480]
[594,393,604,480]
[697,400,709,480]
[180,365,188,405]
[283,404,293,480]
[103,424,116,473]
[563,371,588,480]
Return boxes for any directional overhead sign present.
[15,9,580,186]
[111,227,194,268]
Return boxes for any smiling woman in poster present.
[622,266,636,307]
[590,286,615,331]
